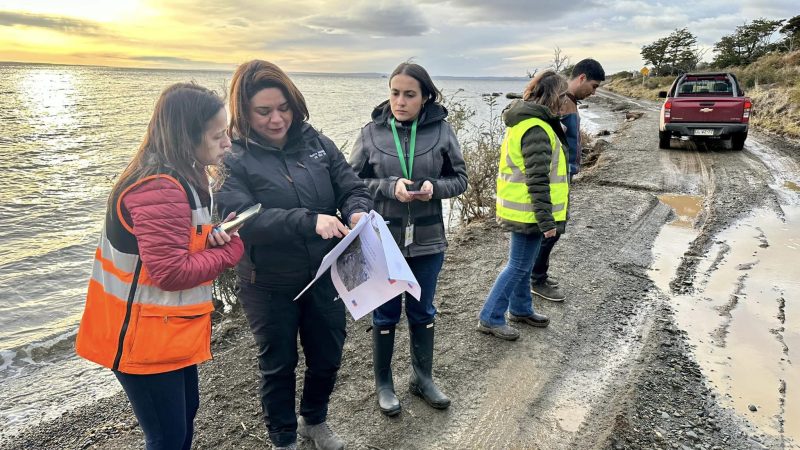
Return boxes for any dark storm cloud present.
[0,11,104,35]
[305,3,431,37]
[227,17,250,28]
[420,0,600,23]
[129,55,214,65]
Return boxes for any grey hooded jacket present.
[349,101,468,257]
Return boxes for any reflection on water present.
[650,199,800,446]
[657,194,703,229]
[19,70,78,131]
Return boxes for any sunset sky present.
[0,0,796,76]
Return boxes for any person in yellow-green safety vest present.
[530,59,605,303]
[477,70,570,341]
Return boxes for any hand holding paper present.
[294,211,420,320]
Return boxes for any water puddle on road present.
[650,195,800,446]
[555,404,589,433]
[649,195,704,288]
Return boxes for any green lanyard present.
[390,117,417,179]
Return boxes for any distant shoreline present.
[0,60,529,81]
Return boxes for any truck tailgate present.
[670,97,745,123]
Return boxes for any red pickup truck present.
[658,72,752,150]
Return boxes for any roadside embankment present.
[603,50,800,138]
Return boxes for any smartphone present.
[406,190,427,196]
[218,203,262,233]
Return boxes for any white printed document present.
[294,211,420,320]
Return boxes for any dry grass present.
[748,85,800,137]
[604,51,800,138]
[603,75,674,100]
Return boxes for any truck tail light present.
[743,100,752,121]
[663,101,672,122]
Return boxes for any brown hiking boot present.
[298,416,344,450]
[531,281,566,302]
[477,320,520,341]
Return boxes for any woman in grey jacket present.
[349,62,468,416]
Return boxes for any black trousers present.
[531,233,561,284]
[238,273,346,447]
[114,365,199,450]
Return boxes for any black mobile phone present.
[219,203,261,233]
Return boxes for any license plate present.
[694,129,714,136]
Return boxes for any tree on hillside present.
[713,18,784,67]
[641,28,702,75]
[551,46,570,73]
[779,15,800,52]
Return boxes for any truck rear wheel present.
[731,132,747,150]
[658,131,670,149]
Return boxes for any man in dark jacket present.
[530,58,605,302]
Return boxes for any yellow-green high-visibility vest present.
[496,117,569,224]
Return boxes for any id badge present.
[405,223,414,247]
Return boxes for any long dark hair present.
[389,61,443,106]
[523,69,567,114]
[109,82,224,206]
[228,60,309,141]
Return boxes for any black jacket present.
[349,101,468,257]
[215,123,372,289]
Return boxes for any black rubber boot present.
[372,326,401,416]
[408,322,451,409]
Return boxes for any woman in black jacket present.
[349,62,468,416]
[216,60,371,450]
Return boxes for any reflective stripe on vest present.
[496,117,569,224]
[76,174,215,375]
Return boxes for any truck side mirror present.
[658,91,667,98]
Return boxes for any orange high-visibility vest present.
[76,174,215,374]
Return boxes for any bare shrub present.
[445,94,505,224]
[212,267,239,313]
[580,129,603,170]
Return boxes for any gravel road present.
[3,90,797,450]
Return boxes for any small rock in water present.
[748,404,758,412]
[662,411,671,419]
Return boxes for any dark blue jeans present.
[531,233,560,284]
[479,232,543,326]
[114,365,199,450]
[373,252,445,327]
[238,273,346,447]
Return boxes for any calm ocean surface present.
[0,63,533,435]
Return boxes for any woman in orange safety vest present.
[75,82,244,450]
